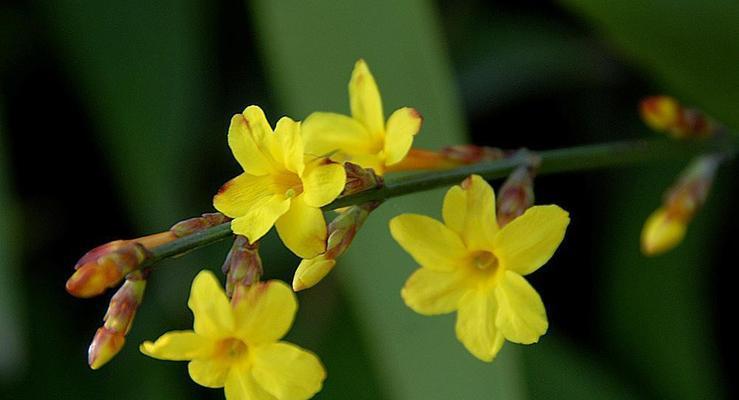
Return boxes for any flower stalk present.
[141,136,735,271]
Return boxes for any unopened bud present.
[223,236,262,297]
[440,145,506,164]
[293,256,337,292]
[88,328,125,370]
[641,155,720,255]
[343,162,383,195]
[497,163,537,228]
[387,146,507,173]
[66,243,148,298]
[88,271,148,369]
[170,212,230,237]
[293,202,379,291]
[640,96,715,139]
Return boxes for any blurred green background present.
[1,0,736,399]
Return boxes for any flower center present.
[467,250,503,287]
[215,338,248,361]
[274,172,303,199]
[471,250,499,271]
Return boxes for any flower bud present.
[88,328,125,370]
[497,164,536,228]
[641,155,720,255]
[66,243,148,298]
[293,256,337,292]
[440,145,506,164]
[88,271,148,369]
[640,96,715,139]
[222,236,262,297]
[292,202,379,291]
[386,146,506,173]
[343,162,383,195]
[170,212,230,237]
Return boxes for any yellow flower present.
[389,175,569,361]
[302,59,422,175]
[140,270,325,400]
[214,106,346,259]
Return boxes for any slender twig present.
[143,136,735,267]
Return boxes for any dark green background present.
[1,1,735,399]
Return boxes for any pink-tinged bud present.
[640,96,715,139]
[343,162,384,195]
[223,236,262,297]
[88,327,125,370]
[74,240,130,270]
[497,164,537,228]
[66,244,148,298]
[88,271,148,369]
[386,146,507,173]
[440,145,506,164]
[170,212,231,237]
[293,202,379,291]
[641,155,720,256]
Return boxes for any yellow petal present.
[455,290,505,362]
[188,270,235,338]
[275,195,327,259]
[401,268,468,315]
[139,331,210,361]
[224,363,277,400]
[641,208,686,256]
[274,117,304,175]
[301,157,346,208]
[349,59,384,136]
[493,205,569,276]
[389,214,468,272]
[213,173,278,218]
[230,196,291,243]
[495,271,548,344]
[242,105,282,168]
[228,114,273,175]
[189,357,231,389]
[384,107,422,165]
[233,280,297,345]
[251,342,326,400]
[293,256,336,291]
[442,175,498,251]
[302,112,378,159]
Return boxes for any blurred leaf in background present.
[0,107,27,383]
[562,0,739,130]
[558,1,738,398]
[250,1,524,399]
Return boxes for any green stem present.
[145,137,735,267]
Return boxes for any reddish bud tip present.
[88,327,125,370]
[66,244,147,298]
